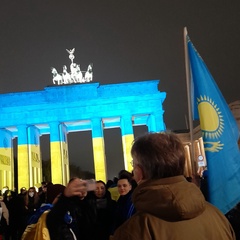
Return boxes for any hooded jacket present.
[112,176,235,240]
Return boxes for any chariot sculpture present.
[51,48,93,85]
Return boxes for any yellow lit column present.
[50,122,65,184]
[91,118,107,182]
[121,116,134,171]
[61,124,70,186]
[17,125,30,190]
[28,126,42,187]
[0,129,14,190]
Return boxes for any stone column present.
[28,125,42,186]
[17,124,30,190]
[91,118,107,182]
[0,129,14,190]
[120,116,134,171]
[147,114,157,132]
[49,122,66,184]
[61,124,70,185]
[147,112,165,132]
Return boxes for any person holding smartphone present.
[46,178,97,240]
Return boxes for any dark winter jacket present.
[94,190,116,240]
[112,176,235,240]
[47,193,97,240]
[113,189,135,232]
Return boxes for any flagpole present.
[183,27,195,178]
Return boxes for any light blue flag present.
[187,36,240,214]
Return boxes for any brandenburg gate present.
[0,79,166,190]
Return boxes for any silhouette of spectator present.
[25,187,41,223]
[21,184,66,240]
[3,190,26,239]
[108,177,119,201]
[0,197,9,240]
[93,180,116,240]
[106,180,114,189]
[38,181,47,194]
[112,173,136,233]
[38,182,47,205]
[47,178,98,240]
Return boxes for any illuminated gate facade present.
[0,80,166,190]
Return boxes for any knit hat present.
[46,184,65,203]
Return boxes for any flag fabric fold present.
[187,35,240,214]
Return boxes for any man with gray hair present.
[112,132,235,239]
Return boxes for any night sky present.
[1,1,240,179]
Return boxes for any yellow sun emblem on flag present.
[197,95,224,152]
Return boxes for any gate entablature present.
[0,80,165,128]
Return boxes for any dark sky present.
[1,1,240,179]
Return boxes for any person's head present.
[3,190,14,201]
[106,180,114,189]
[20,187,27,195]
[118,170,133,179]
[113,177,118,184]
[46,184,65,204]
[117,177,132,196]
[28,187,37,198]
[67,177,88,200]
[38,181,47,193]
[41,181,47,187]
[94,180,106,198]
[41,184,47,193]
[2,186,9,195]
[131,132,185,183]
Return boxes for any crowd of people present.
[0,169,137,239]
[0,132,239,239]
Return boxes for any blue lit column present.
[147,111,165,132]
[91,118,107,182]
[147,114,157,132]
[121,116,134,171]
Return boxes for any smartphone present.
[85,179,96,191]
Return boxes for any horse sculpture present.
[84,63,93,82]
[51,67,63,85]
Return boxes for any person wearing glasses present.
[111,132,235,240]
